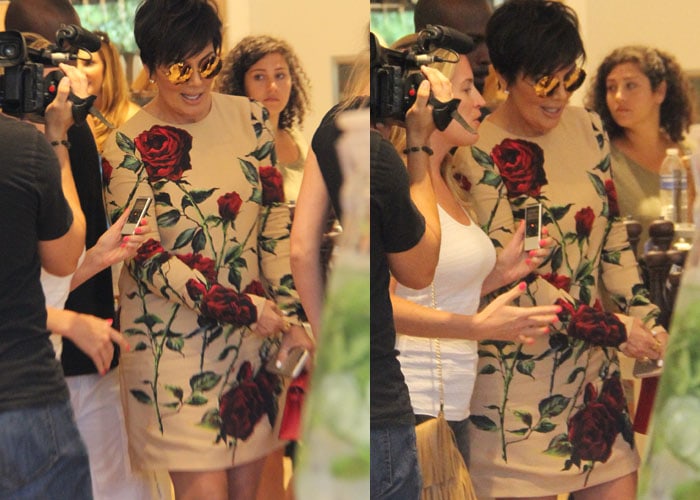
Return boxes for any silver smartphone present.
[524,203,542,251]
[265,346,309,379]
[121,196,152,235]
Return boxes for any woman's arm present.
[390,278,559,344]
[290,150,331,336]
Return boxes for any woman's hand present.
[49,308,129,375]
[253,299,287,337]
[44,63,89,142]
[474,283,561,344]
[403,66,454,148]
[484,222,554,293]
[620,319,669,360]
[92,211,149,268]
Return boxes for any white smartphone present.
[265,346,309,379]
[524,203,542,251]
[121,196,152,235]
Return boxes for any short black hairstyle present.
[134,0,223,74]
[486,0,585,84]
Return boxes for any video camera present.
[0,24,101,122]
[370,25,474,129]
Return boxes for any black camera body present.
[0,26,100,122]
[370,25,474,128]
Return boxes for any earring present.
[148,78,155,84]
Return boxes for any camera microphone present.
[418,25,475,55]
[55,24,101,53]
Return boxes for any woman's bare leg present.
[227,456,267,500]
[169,470,228,500]
[572,471,636,500]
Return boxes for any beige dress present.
[455,107,660,497]
[101,93,301,471]
[278,126,308,203]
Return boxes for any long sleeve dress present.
[101,93,301,471]
[454,106,660,497]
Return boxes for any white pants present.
[67,370,157,500]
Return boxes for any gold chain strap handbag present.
[414,283,478,500]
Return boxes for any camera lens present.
[0,42,19,59]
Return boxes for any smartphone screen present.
[524,203,542,251]
[121,197,151,235]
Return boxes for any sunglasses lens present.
[534,75,558,97]
[199,54,222,79]
[166,62,192,84]
[564,67,586,93]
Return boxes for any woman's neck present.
[614,123,674,174]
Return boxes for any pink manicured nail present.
[539,239,547,246]
[525,258,532,266]
[518,282,526,291]
[528,250,537,257]
[106,318,113,326]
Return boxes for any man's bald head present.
[414,0,492,92]
[5,0,80,42]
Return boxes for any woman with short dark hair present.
[455,1,668,498]
[101,1,312,498]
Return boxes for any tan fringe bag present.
[414,284,478,500]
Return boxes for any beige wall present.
[569,0,700,109]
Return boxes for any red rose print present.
[568,399,618,462]
[101,157,113,187]
[491,139,547,198]
[135,125,193,182]
[243,280,265,297]
[575,207,595,238]
[567,304,626,347]
[201,284,258,325]
[600,374,626,414]
[177,253,217,282]
[542,272,572,292]
[185,278,207,301]
[134,238,169,265]
[604,180,620,218]
[217,192,243,221]
[219,362,266,440]
[259,166,284,205]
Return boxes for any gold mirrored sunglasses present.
[532,66,586,98]
[164,52,222,85]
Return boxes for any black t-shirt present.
[370,130,426,428]
[61,123,117,376]
[0,115,73,411]
[311,97,369,219]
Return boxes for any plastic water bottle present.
[659,147,688,223]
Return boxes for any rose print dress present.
[455,107,660,497]
[101,93,302,471]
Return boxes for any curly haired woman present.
[218,35,311,203]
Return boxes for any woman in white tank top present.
[388,41,562,464]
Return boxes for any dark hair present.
[486,0,585,84]
[5,0,80,40]
[134,0,222,74]
[217,35,311,130]
[586,46,694,143]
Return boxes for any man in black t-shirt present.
[5,3,152,498]
[0,62,92,499]
[369,66,452,498]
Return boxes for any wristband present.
[50,139,71,149]
[403,145,433,156]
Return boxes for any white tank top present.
[395,204,496,421]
